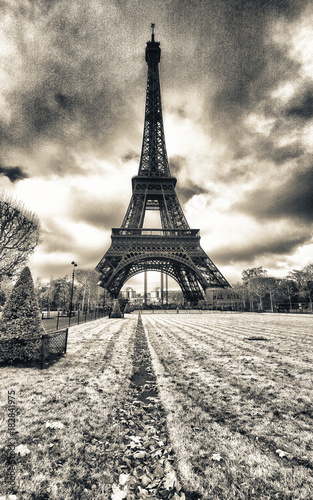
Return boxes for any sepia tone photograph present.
[1,0,313,498]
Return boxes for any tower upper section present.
[138,25,171,177]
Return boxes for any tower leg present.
[144,270,148,305]
[160,272,164,305]
[165,273,168,305]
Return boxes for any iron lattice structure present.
[96,27,230,303]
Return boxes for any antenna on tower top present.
[151,23,155,42]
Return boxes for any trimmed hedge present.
[110,301,123,318]
[0,267,45,362]
[124,303,130,314]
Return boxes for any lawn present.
[0,316,137,499]
[1,312,312,499]
[142,312,313,499]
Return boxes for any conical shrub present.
[0,267,44,362]
[110,300,123,318]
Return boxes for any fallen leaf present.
[163,469,176,489]
[133,450,146,459]
[276,449,288,458]
[111,483,127,500]
[134,467,144,478]
[129,435,142,444]
[119,473,130,486]
[45,421,64,429]
[147,478,162,489]
[137,486,148,496]
[141,474,152,487]
[154,464,164,476]
[212,453,222,461]
[15,444,31,456]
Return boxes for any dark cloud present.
[251,136,304,166]
[169,155,184,177]
[234,165,313,222]
[0,0,309,185]
[35,247,105,279]
[68,187,125,229]
[214,230,311,265]
[177,184,207,204]
[40,221,74,254]
[285,85,313,120]
[0,165,28,183]
[197,2,304,154]
[2,0,308,163]
[266,143,304,165]
[0,0,145,173]
[2,0,313,280]
[168,155,208,202]
[215,163,253,184]
[122,151,140,163]
[39,217,110,271]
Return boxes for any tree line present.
[35,270,105,313]
[211,265,313,312]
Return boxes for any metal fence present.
[41,308,109,332]
[41,328,68,368]
[0,328,68,368]
[138,309,242,314]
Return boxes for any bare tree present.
[242,267,268,310]
[290,264,313,312]
[0,193,40,281]
[75,270,99,312]
[231,283,249,310]
[263,277,279,312]
[278,278,298,311]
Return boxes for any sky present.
[1,0,313,290]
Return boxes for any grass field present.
[1,316,137,499]
[1,312,312,499]
[142,312,313,499]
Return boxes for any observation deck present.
[111,227,200,240]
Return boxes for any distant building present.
[121,287,136,299]
[150,287,161,302]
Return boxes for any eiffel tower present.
[96,25,230,304]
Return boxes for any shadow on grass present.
[245,337,270,341]
[0,353,66,370]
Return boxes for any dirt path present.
[106,314,199,499]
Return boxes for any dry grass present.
[142,312,313,499]
[1,312,312,499]
[0,316,136,499]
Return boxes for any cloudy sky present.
[1,0,313,289]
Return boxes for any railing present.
[41,308,109,332]
[139,308,203,314]
[0,329,68,368]
[111,228,200,237]
[41,328,68,368]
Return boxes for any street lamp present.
[69,261,77,326]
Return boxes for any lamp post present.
[69,261,77,327]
